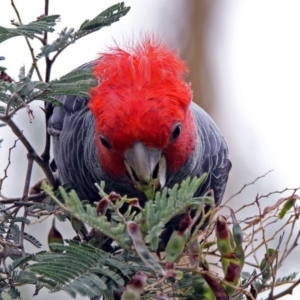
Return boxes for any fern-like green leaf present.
[276,272,298,284]
[28,240,132,298]
[78,3,130,32]
[37,28,75,59]
[35,95,62,106]
[7,287,20,299]
[23,232,42,248]
[18,65,25,80]
[8,224,20,244]
[145,175,210,249]
[0,15,60,43]
[11,217,30,225]
[9,254,35,271]
[43,184,131,249]
[58,67,95,83]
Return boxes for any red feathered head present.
[89,38,195,175]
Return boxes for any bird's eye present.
[171,123,182,141]
[99,135,111,149]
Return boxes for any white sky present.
[1,1,300,299]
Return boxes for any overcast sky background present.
[1,1,300,299]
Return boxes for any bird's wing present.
[47,61,103,200]
[47,61,95,138]
[191,102,232,205]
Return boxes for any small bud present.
[71,217,83,232]
[108,191,121,202]
[216,216,234,258]
[96,198,109,215]
[48,218,64,252]
[121,272,147,300]
[127,272,147,293]
[178,208,192,234]
[165,262,174,270]
[127,198,144,211]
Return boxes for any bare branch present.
[0,192,46,204]
[268,279,300,300]
[0,138,19,190]
[3,117,56,188]
[279,230,300,267]
[224,170,274,204]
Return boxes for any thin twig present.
[2,117,56,188]
[21,154,34,202]
[0,138,19,190]
[279,230,300,267]
[267,278,300,300]
[5,92,34,121]
[0,207,20,227]
[224,170,273,204]
[0,192,46,204]
[19,154,34,255]
[42,0,53,164]
[10,0,43,81]
[258,187,300,200]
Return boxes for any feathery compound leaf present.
[39,69,97,100]
[0,15,60,43]
[37,3,130,61]
[7,287,20,299]
[11,217,30,225]
[43,184,131,249]
[276,272,298,283]
[145,175,210,249]
[58,67,95,83]
[8,224,20,244]
[78,2,130,32]
[24,232,42,249]
[0,78,50,108]
[9,254,35,271]
[45,80,97,97]
[0,72,91,108]
[37,28,75,59]
[28,240,131,298]
[18,65,25,80]
[36,95,62,106]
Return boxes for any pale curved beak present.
[124,142,166,188]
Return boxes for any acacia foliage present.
[0,1,299,300]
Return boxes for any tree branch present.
[2,117,57,188]
[0,138,19,190]
[268,279,300,300]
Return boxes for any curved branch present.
[3,117,57,188]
